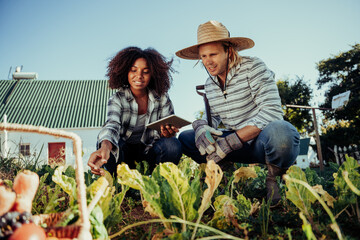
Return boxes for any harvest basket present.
[0,122,92,240]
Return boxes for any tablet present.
[146,114,192,132]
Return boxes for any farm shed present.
[0,79,115,169]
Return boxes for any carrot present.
[11,170,40,213]
[0,185,16,216]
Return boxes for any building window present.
[20,143,30,156]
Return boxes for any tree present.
[277,77,313,134]
[316,43,360,145]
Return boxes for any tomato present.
[9,223,46,240]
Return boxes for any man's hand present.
[206,132,243,163]
[160,124,179,138]
[87,141,112,175]
[193,119,223,155]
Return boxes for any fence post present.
[334,145,339,165]
[339,146,345,164]
[354,145,360,164]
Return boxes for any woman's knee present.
[178,129,195,145]
[156,137,182,163]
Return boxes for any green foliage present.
[316,43,360,145]
[299,212,317,240]
[285,166,317,219]
[0,144,45,181]
[49,165,129,240]
[242,165,267,199]
[117,158,207,233]
[8,155,359,239]
[209,194,252,231]
[304,167,324,186]
[277,77,313,133]
[333,155,360,206]
[32,173,66,214]
[258,198,272,238]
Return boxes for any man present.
[176,20,300,205]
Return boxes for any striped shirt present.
[204,56,283,130]
[97,87,174,159]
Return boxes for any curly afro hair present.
[107,46,174,96]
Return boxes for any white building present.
[294,137,320,169]
[0,79,116,170]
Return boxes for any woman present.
[88,47,182,176]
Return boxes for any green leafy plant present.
[51,165,129,239]
[113,158,225,239]
[333,155,360,224]
[284,166,342,239]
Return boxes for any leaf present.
[103,170,114,188]
[285,166,316,218]
[159,162,198,222]
[87,176,113,219]
[89,205,110,240]
[117,163,170,229]
[209,195,238,230]
[333,155,360,205]
[299,212,317,240]
[52,166,77,206]
[198,160,223,216]
[312,185,335,208]
[233,166,257,183]
[304,168,324,186]
[236,194,252,220]
[44,185,63,213]
[178,157,200,180]
[104,184,129,231]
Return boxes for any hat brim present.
[176,37,255,60]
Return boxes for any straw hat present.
[176,20,254,60]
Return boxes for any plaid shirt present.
[204,56,283,130]
[97,87,174,159]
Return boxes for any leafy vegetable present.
[116,158,222,238]
[285,166,316,219]
[52,166,77,206]
[333,155,360,205]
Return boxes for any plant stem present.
[342,171,360,196]
[109,218,244,240]
[197,235,239,240]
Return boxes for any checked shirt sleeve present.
[158,93,175,119]
[97,93,123,158]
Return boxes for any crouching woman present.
[88,47,182,177]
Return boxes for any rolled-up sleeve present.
[97,94,123,157]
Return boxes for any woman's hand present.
[160,124,179,138]
[87,140,112,175]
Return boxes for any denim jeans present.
[104,137,182,177]
[179,120,300,169]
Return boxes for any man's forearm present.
[235,125,261,142]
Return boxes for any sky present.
[1,0,359,124]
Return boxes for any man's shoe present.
[266,164,286,207]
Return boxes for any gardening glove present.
[193,119,223,155]
[206,132,243,163]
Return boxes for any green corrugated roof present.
[0,79,116,129]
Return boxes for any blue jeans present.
[104,137,182,176]
[179,120,300,169]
